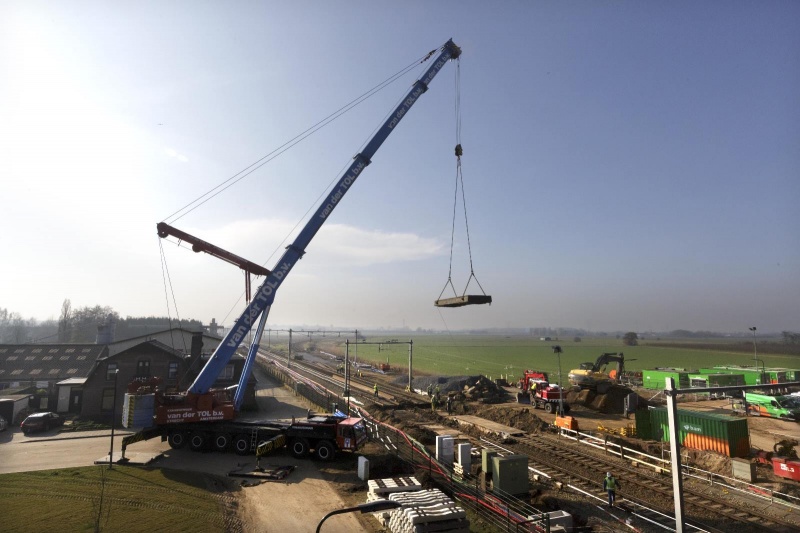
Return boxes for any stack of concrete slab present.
[366,477,469,533]
[366,477,425,526]
[385,489,469,533]
[367,476,423,499]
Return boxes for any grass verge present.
[0,465,239,532]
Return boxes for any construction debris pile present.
[398,375,508,404]
[367,477,469,533]
[565,384,639,414]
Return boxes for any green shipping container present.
[642,369,695,390]
[688,373,745,388]
[700,367,767,386]
[647,408,750,458]
[766,370,788,384]
[771,368,799,382]
[687,373,745,398]
[634,409,652,440]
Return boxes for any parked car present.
[20,412,64,435]
[0,415,7,432]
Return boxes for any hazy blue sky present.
[1,2,798,333]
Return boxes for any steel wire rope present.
[158,238,189,359]
[208,46,449,326]
[162,51,436,225]
[436,58,488,301]
[159,47,442,329]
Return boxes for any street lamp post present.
[316,500,402,532]
[551,345,565,415]
[108,369,119,468]
[749,327,757,363]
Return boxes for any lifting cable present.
[162,50,439,225]
[158,237,188,356]
[436,59,491,308]
[158,47,446,326]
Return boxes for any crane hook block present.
[454,144,463,157]
[435,295,492,308]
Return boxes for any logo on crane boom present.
[226,261,291,348]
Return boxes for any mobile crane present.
[121,39,462,461]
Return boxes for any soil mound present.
[566,384,641,414]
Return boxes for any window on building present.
[101,388,114,411]
[168,362,178,380]
[220,364,235,380]
[136,360,151,377]
[106,362,118,381]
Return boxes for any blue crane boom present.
[186,39,462,407]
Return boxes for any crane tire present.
[213,433,231,452]
[290,438,310,458]
[168,431,187,449]
[189,431,209,452]
[315,440,335,461]
[233,435,251,455]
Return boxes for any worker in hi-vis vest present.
[603,472,621,507]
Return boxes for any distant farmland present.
[308,335,800,380]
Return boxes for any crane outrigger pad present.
[435,295,492,308]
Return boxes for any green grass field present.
[306,335,800,381]
[0,466,233,533]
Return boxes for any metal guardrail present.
[554,425,800,511]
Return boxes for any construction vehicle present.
[517,370,550,391]
[568,352,627,393]
[516,379,570,414]
[120,40,462,460]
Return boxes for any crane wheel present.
[213,433,231,452]
[189,431,209,451]
[315,440,335,461]
[290,438,310,458]
[168,431,187,449]
[544,403,554,414]
[233,435,250,455]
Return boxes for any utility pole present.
[552,345,564,415]
[749,326,757,363]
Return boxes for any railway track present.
[258,350,427,407]
[481,433,800,533]
[257,349,800,532]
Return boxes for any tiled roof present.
[0,344,106,382]
[108,327,222,346]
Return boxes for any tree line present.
[0,300,204,344]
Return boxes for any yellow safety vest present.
[605,476,616,490]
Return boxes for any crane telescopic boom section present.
[186,39,462,403]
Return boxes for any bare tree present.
[8,313,29,343]
[58,299,72,342]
